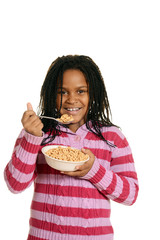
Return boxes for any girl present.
[4,55,139,240]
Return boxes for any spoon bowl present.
[39,115,73,124]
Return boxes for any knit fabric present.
[4,124,139,240]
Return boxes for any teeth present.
[66,108,80,111]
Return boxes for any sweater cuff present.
[24,130,44,145]
[15,130,44,164]
[80,158,106,183]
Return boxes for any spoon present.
[39,115,73,124]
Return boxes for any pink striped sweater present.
[4,124,139,240]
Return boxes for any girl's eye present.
[58,90,68,95]
[78,90,86,94]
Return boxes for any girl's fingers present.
[61,149,95,177]
[23,115,42,129]
[81,148,93,157]
[22,103,36,123]
[33,120,44,132]
[21,110,36,124]
[21,103,43,136]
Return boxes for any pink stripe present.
[28,235,47,240]
[35,173,95,188]
[85,128,127,148]
[20,137,41,154]
[35,183,105,199]
[8,161,35,183]
[111,163,136,173]
[107,174,123,199]
[101,173,117,196]
[117,171,138,180]
[93,170,113,192]
[32,193,110,209]
[12,152,36,174]
[87,148,112,161]
[107,175,137,206]
[83,139,112,151]
[89,165,106,184]
[131,183,139,205]
[5,164,36,191]
[101,126,124,137]
[4,170,20,193]
[114,177,130,203]
[111,154,134,166]
[28,226,114,240]
[30,218,114,236]
[31,209,111,227]
[31,201,111,218]
[121,183,137,205]
[111,145,132,158]
[14,138,22,148]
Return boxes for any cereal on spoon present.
[57,114,74,123]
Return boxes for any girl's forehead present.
[59,69,88,87]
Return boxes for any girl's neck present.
[68,122,84,133]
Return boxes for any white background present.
[0,0,160,239]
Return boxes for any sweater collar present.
[59,121,91,135]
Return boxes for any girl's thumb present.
[82,148,90,154]
[27,102,33,111]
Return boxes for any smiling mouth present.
[64,107,81,112]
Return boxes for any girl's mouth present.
[64,107,81,115]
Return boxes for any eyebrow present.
[58,86,88,90]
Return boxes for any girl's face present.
[56,69,89,132]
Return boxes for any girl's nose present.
[66,93,78,103]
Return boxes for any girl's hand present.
[21,103,44,137]
[61,148,95,177]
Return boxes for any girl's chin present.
[69,118,85,126]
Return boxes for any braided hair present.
[38,55,117,146]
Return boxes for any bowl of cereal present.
[41,145,89,171]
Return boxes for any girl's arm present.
[4,103,44,193]
[4,129,43,193]
[63,132,139,206]
[82,138,138,206]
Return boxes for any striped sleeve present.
[81,133,139,206]
[4,129,44,193]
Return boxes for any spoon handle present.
[39,116,57,121]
